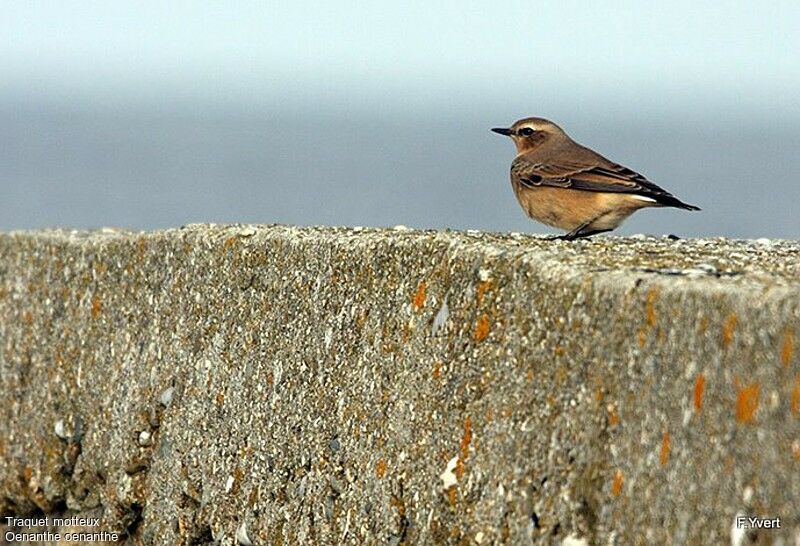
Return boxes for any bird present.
[491,117,700,240]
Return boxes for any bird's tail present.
[657,194,701,211]
[675,201,701,211]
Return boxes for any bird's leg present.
[571,228,612,239]
[553,220,610,241]
[553,221,591,241]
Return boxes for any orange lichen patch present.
[474,314,490,342]
[722,313,738,349]
[595,386,604,403]
[637,328,647,348]
[248,485,260,508]
[782,328,795,368]
[432,362,442,380]
[412,280,427,311]
[446,486,457,506]
[215,392,225,406]
[375,459,387,479]
[460,416,473,460]
[454,457,465,479]
[224,236,237,247]
[660,432,671,466]
[693,374,706,413]
[608,406,620,428]
[91,295,102,320]
[355,309,369,328]
[572,319,582,330]
[735,382,760,424]
[792,442,800,461]
[791,376,800,416]
[402,321,412,341]
[0,287,7,300]
[645,287,659,327]
[476,281,493,306]
[526,369,534,383]
[698,317,709,335]
[611,469,624,497]
[22,312,33,326]
[554,365,569,385]
[230,467,244,495]
[390,494,406,517]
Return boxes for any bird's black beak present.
[491,127,513,136]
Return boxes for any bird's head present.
[491,117,565,153]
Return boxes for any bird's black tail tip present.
[654,194,701,211]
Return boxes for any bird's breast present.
[512,182,645,231]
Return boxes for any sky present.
[3,1,799,113]
[1,1,799,237]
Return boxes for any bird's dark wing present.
[510,156,700,210]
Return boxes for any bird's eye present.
[519,127,535,136]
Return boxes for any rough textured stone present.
[0,224,798,545]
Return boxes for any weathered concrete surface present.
[0,225,798,545]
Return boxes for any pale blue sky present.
[2,1,799,117]
[2,2,799,236]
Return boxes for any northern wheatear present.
[492,117,699,240]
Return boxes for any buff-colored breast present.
[512,183,658,231]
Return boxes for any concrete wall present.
[0,225,798,545]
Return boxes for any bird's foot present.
[549,228,612,241]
